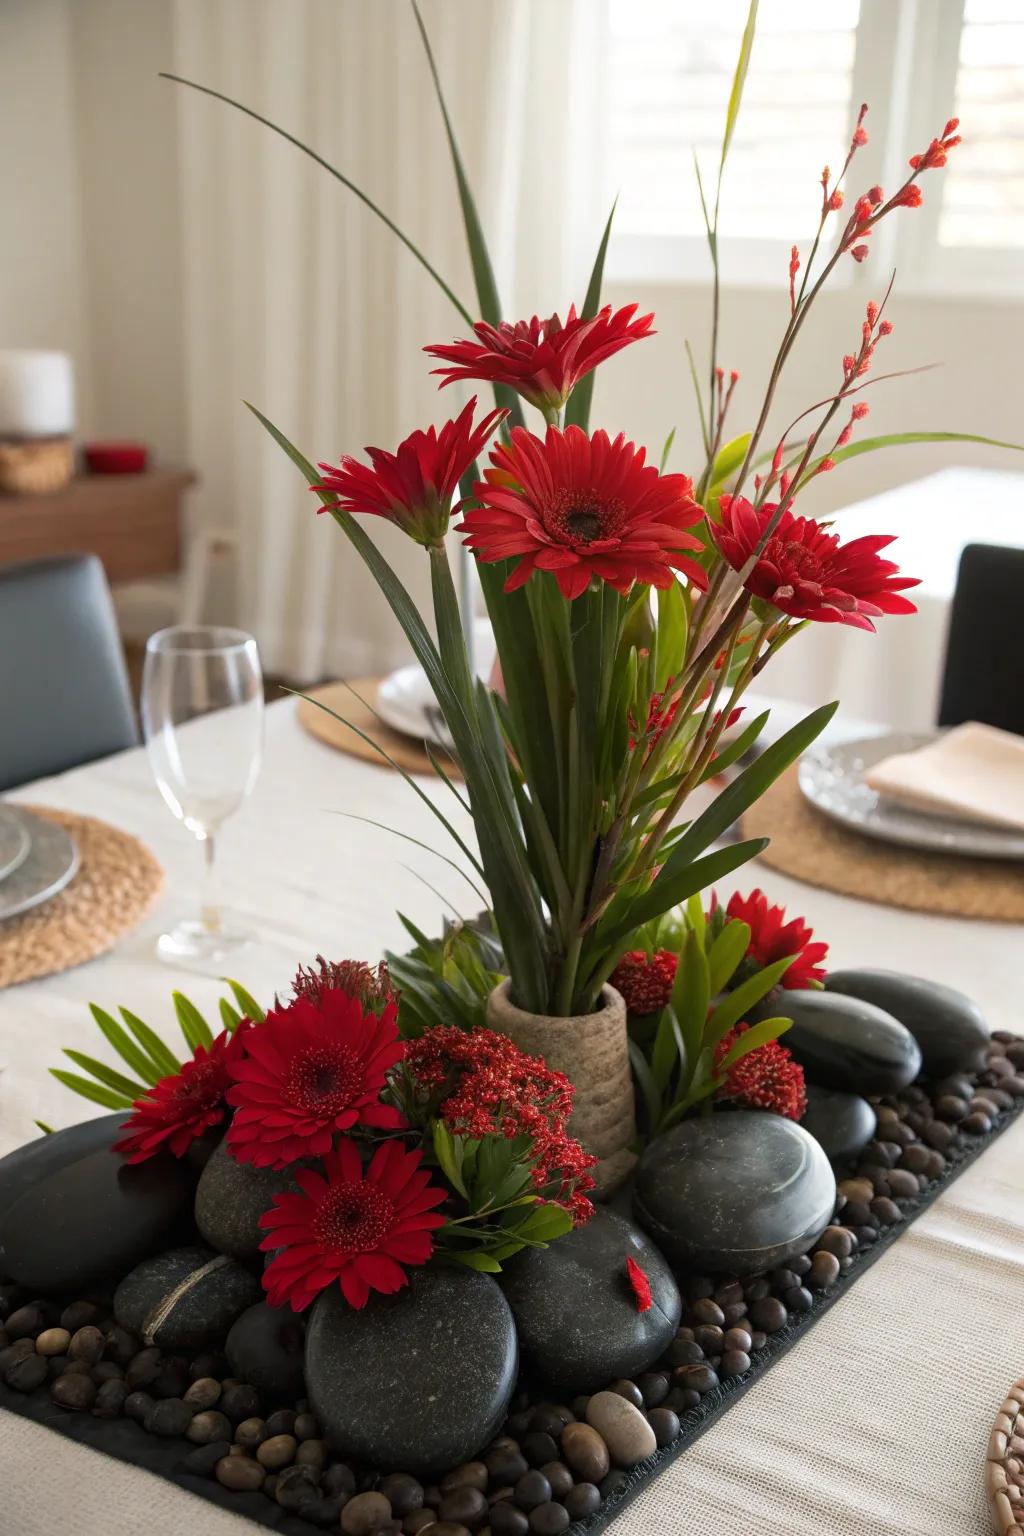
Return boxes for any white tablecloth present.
[2,700,1022,1535]
[763,464,1024,731]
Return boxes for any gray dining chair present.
[0,554,138,790]
[938,543,1024,738]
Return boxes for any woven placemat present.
[0,807,163,988]
[985,1376,1024,1534]
[741,764,1024,922]
[296,677,462,779]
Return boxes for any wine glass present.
[142,625,264,967]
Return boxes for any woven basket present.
[0,436,74,494]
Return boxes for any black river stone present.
[305,1267,517,1476]
[824,968,988,1078]
[194,1136,297,1258]
[800,1084,877,1165]
[500,1207,680,1393]
[0,1115,195,1294]
[633,1111,836,1275]
[779,989,922,1095]
[226,1302,306,1402]
[114,1245,260,1352]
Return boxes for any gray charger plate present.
[0,809,80,920]
[0,806,31,884]
[799,731,1024,862]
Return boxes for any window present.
[605,0,1024,294]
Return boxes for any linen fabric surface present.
[1,700,1022,1535]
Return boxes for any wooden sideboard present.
[0,468,195,584]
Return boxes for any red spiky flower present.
[292,956,395,1015]
[260,1138,447,1312]
[115,1026,248,1165]
[226,989,405,1170]
[710,494,919,631]
[425,303,654,415]
[314,398,506,546]
[714,1025,807,1121]
[461,425,708,600]
[724,889,829,989]
[626,1255,653,1313]
[610,949,678,1016]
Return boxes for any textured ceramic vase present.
[485,980,637,1195]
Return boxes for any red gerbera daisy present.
[115,1026,247,1165]
[710,494,919,631]
[461,425,708,601]
[714,1024,807,1121]
[425,303,654,415]
[226,989,405,1170]
[724,888,829,989]
[313,398,506,546]
[626,1255,653,1313]
[260,1137,447,1312]
[610,949,678,1016]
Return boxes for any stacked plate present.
[799,730,1024,862]
[0,805,80,920]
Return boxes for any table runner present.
[2,700,1022,1534]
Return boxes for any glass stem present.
[200,831,221,934]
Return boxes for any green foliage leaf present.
[709,432,751,487]
[696,708,770,784]
[628,1037,663,1132]
[797,430,1024,489]
[447,1250,503,1272]
[173,992,214,1053]
[564,199,618,432]
[672,929,710,1081]
[225,979,266,1024]
[705,955,795,1045]
[720,0,759,173]
[62,1050,145,1101]
[707,918,751,996]
[599,837,769,949]
[89,1004,163,1086]
[34,1121,54,1135]
[118,1008,181,1078]
[48,1070,133,1111]
[515,1202,574,1243]
[219,999,243,1034]
[719,1014,792,1069]
[432,1120,468,1198]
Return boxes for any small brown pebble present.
[675,1363,719,1393]
[341,1490,394,1534]
[870,1196,902,1225]
[60,1301,100,1333]
[610,1378,643,1407]
[145,1397,194,1436]
[275,1464,320,1510]
[529,1502,569,1535]
[257,1433,297,1469]
[68,1326,105,1364]
[124,1390,154,1423]
[220,1382,260,1424]
[490,1502,530,1536]
[648,1406,681,1446]
[748,1297,788,1333]
[216,1454,265,1492]
[5,1353,48,1392]
[637,1370,669,1407]
[563,1483,601,1521]
[935,1094,968,1122]
[0,1338,36,1369]
[964,1111,992,1135]
[235,1416,267,1449]
[295,1438,325,1470]
[442,1460,489,1493]
[293,1411,319,1440]
[816,1226,854,1259]
[690,1297,725,1327]
[5,1305,43,1341]
[666,1336,704,1367]
[439,1485,487,1526]
[720,1349,751,1378]
[187,1410,233,1444]
[51,1373,97,1410]
[403,1513,440,1536]
[808,1250,841,1289]
[514,1470,553,1510]
[379,1472,423,1516]
[486,1445,529,1485]
[782,1285,813,1315]
[94,1379,129,1418]
[426,1525,474,1536]
[723,1326,752,1353]
[692,1324,724,1355]
[35,1327,71,1357]
[560,1420,610,1482]
[923,1119,954,1151]
[520,1432,559,1468]
[125,1347,162,1390]
[886,1169,920,1199]
[184,1376,221,1409]
[539,1461,573,1500]
[837,1177,874,1204]
[899,1143,931,1174]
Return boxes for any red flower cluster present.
[115,1026,248,1164]
[227,989,405,1169]
[610,949,678,1016]
[403,1026,595,1224]
[314,398,505,546]
[260,1138,446,1312]
[425,303,654,415]
[293,956,395,1014]
[626,1256,653,1314]
[461,425,708,601]
[838,110,960,263]
[711,494,919,631]
[724,889,829,989]
[714,1025,807,1121]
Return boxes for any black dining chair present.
[0,553,138,790]
[938,542,1024,737]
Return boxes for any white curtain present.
[171,0,606,682]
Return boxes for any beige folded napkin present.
[865,722,1024,831]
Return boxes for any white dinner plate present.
[376,664,456,751]
[0,810,80,919]
[798,731,1024,862]
[0,805,31,884]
